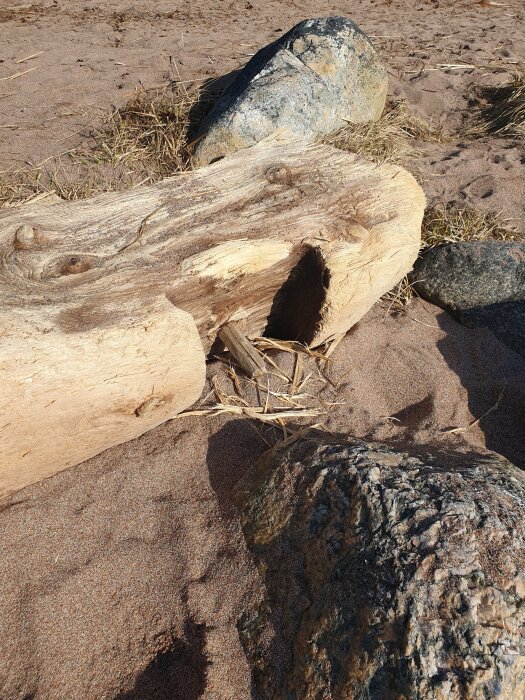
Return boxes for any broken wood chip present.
[218,321,267,379]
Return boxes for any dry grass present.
[0,167,48,208]
[421,204,516,247]
[444,380,506,435]
[0,82,199,209]
[51,162,140,201]
[382,204,517,308]
[381,275,418,310]
[177,337,345,441]
[0,163,133,208]
[468,74,525,137]
[322,100,445,166]
[0,175,34,208]
[80,83,199,178]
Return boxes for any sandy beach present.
[0,1,524,698]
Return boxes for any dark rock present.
[236,438,525,699]
[459,300,525,357]
[412,241,525,310]
[194,17,387,166]
[412,241,525,356]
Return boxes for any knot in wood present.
[61,257,92,275]
[265,165,295,186]
[14,224,36,250]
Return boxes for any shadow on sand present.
[115,619,207,700]
[186,69,240,145]
[435,310,525,468]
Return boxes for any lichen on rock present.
[194,17,388,166]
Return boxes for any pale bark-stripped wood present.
[218,321,267,379]
[0,134,425,498]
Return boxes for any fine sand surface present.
[1,1,524,699]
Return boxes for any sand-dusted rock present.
[236,438,525,699]
[194,17,387,166]
[412,241,525,356]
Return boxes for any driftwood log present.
[0,135,425,497]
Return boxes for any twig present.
[323,332,346,358]
[290,352,302,396]
[176,404,322,422]
[218,321,266,379]
[264,424,324,460]
[444,381,507,434]
[15,51,44,64]
[0,67,37,82]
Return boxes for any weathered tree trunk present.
[0,135,425,497]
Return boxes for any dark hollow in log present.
[264,245,329,344]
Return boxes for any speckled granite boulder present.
[412,241,525,356]
[194,17,387,166]
[236,439,525,699]
[412,241,525,310]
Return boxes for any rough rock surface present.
[412,241,525,356]
[194,17,387,166]
[237,438,525,699]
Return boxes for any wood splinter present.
[218,321,266,379]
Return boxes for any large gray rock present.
[237,439,525,699]
[194,17,387,166]
[412,241,525,356]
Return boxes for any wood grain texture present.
[0,134,425,497]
